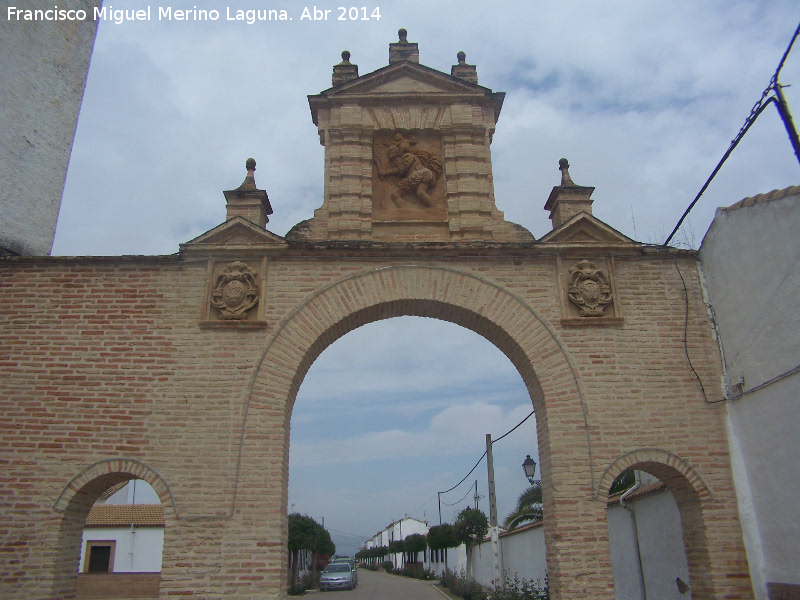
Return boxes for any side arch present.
[597,448,716,599]
[49,458,175,600]
[595,447,712,502]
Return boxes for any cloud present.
[290,400,536,467]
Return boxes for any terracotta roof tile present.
[723,185,800,212]
[85,504,165,527]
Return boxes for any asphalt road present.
[315,568,447,600]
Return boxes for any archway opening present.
[52,464,171,600]
[288,314,547,590]
[606,469,692,600]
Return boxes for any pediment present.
[539,212,636,246]
[181,217,287,250]
[319,61,490,97]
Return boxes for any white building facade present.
[698,186,800,600]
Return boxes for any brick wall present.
[0,246,752,599]
[76,572,160,599]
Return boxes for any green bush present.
[438,569,487,600]
[382,560,394,573]
[287,572,315,595]
[488,573,549,600]
[438,569,549,600]
[400,565,436,580]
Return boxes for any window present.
[85,540,116,573]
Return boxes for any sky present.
[47,0,800,556]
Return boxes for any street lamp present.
[522,455,537,484]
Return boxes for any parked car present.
[319,562,356,591]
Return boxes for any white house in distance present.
[364,516,429,569]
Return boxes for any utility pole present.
[486,434,502,585]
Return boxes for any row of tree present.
[355,508,491,570]
[287,513,335,586]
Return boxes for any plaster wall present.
[0,1,100,255]
[79,527,164,573]
[426,545,467,577]
[467,523,547,588]
[607,486,690,600]
[698,191,800,599]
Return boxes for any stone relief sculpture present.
[372,131,445,220]
[210,261,260,320]
[567,259,614,317]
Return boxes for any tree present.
[287,513,335,586]
[454,508,488,546]
[388,539,404,567]
[404,533,427,564]
[454,508,488,581]
[503,481,543,530]
[609,469,636,496]
[427,524,458,571]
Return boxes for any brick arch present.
[237,264,609,599]
[596,448,716,599]
[49,459,175,600]
[53,457,175,514]
[246,264,593,483]
[595,447,712,502]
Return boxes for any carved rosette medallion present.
[211,261,259,320]
[567,260,613,317]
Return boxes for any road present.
[316,567,447,600]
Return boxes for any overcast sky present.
[51,0,800,556]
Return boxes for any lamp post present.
[522,455,537,484]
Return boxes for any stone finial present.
[559,158,575,186]
[224,158,272,227]
[544,158,595,229]
[332,50,359,86]
[237,158,258,191]
[451,50,478,84]
[389,27,419,64]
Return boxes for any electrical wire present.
[438,409,536,497]
[439,452,487,496]
[670,256,726,404]
[731,364,800,399]
[493,409,535,443]
[664,21,800,246]
[440,485,475,507]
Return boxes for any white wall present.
[463,523,546,588]
[80,527,164,573]
[698,190,800,600]
[425,545,467,577]
[0,1,100,255]
[607,485,690,600]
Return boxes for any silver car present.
[319,562,356,591]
